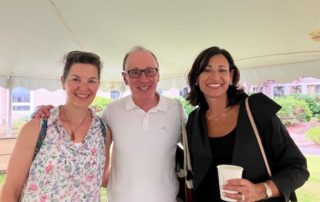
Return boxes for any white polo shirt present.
[102,95,182,202]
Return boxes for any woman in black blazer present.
[185,46,309,201]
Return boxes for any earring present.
[195,81,199,86]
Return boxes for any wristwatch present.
[262,182,272,199]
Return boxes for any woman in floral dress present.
[0,51,111,202]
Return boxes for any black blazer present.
[186,93,309,201]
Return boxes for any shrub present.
[306,127,320,144]
[292,94,320,118]
[90,96,113,116]
[274,96,312,125]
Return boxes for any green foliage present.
[0,173,5,182]
[100,187,107,200]
[307,127,320,144]
[12,116,29,136]
[90,96,113,116]
[176,97,194,115]
[292,94,320,117]
[275,96,312,126]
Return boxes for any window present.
[273,86,285,97]
[316,85,320,94]
[12,87,31,112]
[179,87,190,98]
[110,90,120,100]
[289,85,302,94]
[249,85,264,94]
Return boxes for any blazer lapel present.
[191,108,212,158]
[189,108,213,189]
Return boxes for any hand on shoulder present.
[32,105,54,119]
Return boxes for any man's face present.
[122,50,159,100]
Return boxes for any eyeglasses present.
[125,68,158,79]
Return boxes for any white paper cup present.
[217,164,243,202]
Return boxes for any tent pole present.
[7,75,12,137]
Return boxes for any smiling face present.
[62,63,99,109]
[122,50,159,102]
[198,54,234,101]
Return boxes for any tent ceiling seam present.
[48,0,84,50]
[237,50,320,62]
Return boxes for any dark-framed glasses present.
[125,68,158,78]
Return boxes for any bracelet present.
[262,182,272,199]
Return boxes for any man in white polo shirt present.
[103,46,182,202]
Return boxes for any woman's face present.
[198,54,234,100]
[62,63,100,109]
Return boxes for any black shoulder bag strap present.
[33,119,48,160]
[98,117,107,142]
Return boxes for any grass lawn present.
[0,174,4,185]
[295,155,320,202]
[0,155,319,201]
[100,187,108,201]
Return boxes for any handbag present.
[176,100,193,202]
[245,97,297,202]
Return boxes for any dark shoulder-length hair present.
[186,46,245,109]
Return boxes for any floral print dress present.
[20,107,106,202]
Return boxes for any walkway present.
[287,120,320,155]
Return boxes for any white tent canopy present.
[1,0,320,91]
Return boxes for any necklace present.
[206,107,231,122]
[62,107,88,141]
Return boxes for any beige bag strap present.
[177,100,193,188]
[245,97,272,177]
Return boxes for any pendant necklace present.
[206,107,231,122]
[63,107,88,141]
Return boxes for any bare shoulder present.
[21,119,41,134]
[16,119,42,147]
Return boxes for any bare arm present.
[101,126,112,188]
[0,119,41,202]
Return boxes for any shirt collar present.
[125,94,167,112]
